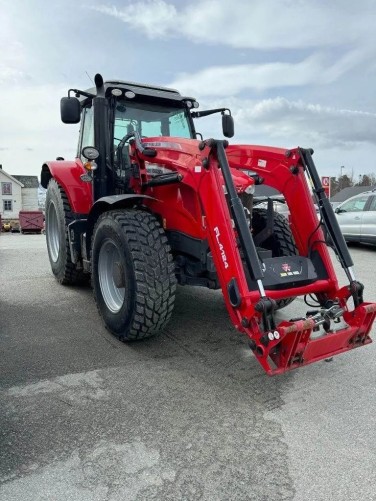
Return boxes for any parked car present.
[334,190,376,245]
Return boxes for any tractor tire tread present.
[93,209,176,341]
[252,207,297,309]
[47,179,88,285]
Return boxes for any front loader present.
[41,73,376,375]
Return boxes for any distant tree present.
[356,173,376,186]
[360,174,370,186]
[338,174,353,191]
[330,177,340,195]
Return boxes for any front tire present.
[92,209,176,341]
[45,178,87,285]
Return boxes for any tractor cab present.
[60,75,234,200]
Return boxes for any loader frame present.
[41,74,376,375]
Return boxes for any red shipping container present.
[19,211,44,233]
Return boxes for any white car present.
[335,190,376,245]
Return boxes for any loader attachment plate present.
[253,302,376,375]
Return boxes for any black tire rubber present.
[45,178,88,285]
[252,208,297,258]
[252,208,298,309]
[92,209,176,341]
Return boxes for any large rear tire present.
[92,209,176,341]
[45,179,88,285]
[252,208,298,309]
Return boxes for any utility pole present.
[339,166,344,191]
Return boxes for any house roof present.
[0,169,24,187]
[330,186,376,202]
[12,175,39,188]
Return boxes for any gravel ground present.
[0,233,375,501]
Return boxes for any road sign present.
[321,176,330,198]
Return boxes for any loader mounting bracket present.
[350,280,364,308]
[255,296,277,336]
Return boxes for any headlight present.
[245,184,255,195]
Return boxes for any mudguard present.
[41,159,92,215]
[84,194,157,259]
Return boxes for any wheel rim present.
[98,239,126,313]
[47,201,60,262]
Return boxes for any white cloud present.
[92,0,376,50]
[189,95,376,152]
[229,97,376,148]
[168,50,369,96]
[92,1,177,38]
[0,84,79,176]
[0,8,26,84]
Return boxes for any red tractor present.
[41,74,376,375]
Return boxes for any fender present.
[41,159,93,214]
[83,194,157,262]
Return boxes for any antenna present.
[85,71,94,85]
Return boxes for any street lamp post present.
[339,166,344,191]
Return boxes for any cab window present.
[113,101,193,148]
[78,106,94,161]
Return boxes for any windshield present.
[113,101,193,146]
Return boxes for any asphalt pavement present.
[1,233,375,501]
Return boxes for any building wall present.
[21,187,39,211]
[0,171,22,220]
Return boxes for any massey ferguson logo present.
[282,263,291,272]
[214,227,229,269]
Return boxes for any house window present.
[1,182,12,195]
[3,200,12,211]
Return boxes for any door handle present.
[354,216,361,220]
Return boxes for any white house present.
[0,167,23,219]
[12,175,39,211]
[0,166,39,220]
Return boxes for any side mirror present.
[222,113,234,138]
[335,207,343,214]
[60,97,81,124]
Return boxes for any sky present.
[0,0,375,182]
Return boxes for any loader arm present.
[197,140,376,375]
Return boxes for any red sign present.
[321,176,330,198]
